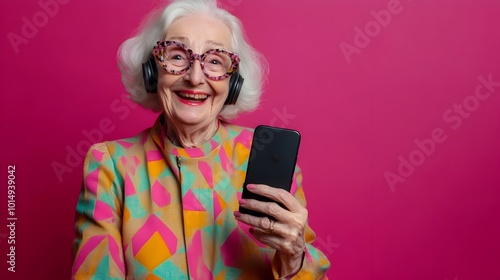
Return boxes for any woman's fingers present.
[234,211,304,254]
[245,184,304,213]
[234,211,281,234]
[236,183,308,256]
[248,224,305,259]
[240,184,307,219]
[239,197,287,221]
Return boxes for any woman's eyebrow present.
[205,40,226,48]
[165,36,226,49]
[166,35,188,43]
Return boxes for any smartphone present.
[240,125,301,217]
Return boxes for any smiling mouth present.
[175,91,209,102]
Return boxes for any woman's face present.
[157,13,233,128]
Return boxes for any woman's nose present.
[183,59,205,85]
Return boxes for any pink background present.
[1,0,500,279]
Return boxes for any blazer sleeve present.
[271,167,331,279]
[72,143,126,279]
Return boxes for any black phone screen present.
[240,125,301,217]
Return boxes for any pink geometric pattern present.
[72,235,105,274]
[187,230,213,280]
[183,189,206,211]
[93,200,114,221]
[198,161,213,188]
[213,192,223,219]
[85,168,100,195]
[108,237,126,275]
[131,215,178,257]
[221,229,243,267]
[151,181,170,207]
[124,174,136,196]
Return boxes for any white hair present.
[117,0,267,120]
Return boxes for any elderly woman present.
[72,0,330,279]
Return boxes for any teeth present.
[178,92,208,100]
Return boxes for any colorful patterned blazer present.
[72,115,330,279]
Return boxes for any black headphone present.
[141,56,244,105]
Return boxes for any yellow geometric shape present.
[215,192,228,220]
[99,168,116,191]
[147,160,167,178]
[232,170,247,186]
[216,218,224,227]
[146,274,162,280]
[216,193,227,211]
[214,270,226,280]
[135,232,171,271]
[108,144,116,155]
[213,164,224,184]
[183,210,210,240]
[235,143,250,166]
[177,149,189,157]
[222,142,233,158]
[213,191,228,225]
[123,206,130,223]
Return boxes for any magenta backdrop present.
[1,0,500,279]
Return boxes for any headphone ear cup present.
[142,56,158,93]
[225,71,244,105]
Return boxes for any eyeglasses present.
[153,40,240,81]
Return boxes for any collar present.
[150,114,225,158]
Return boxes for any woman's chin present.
[170,103,222,127]
[171,111,214,127]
